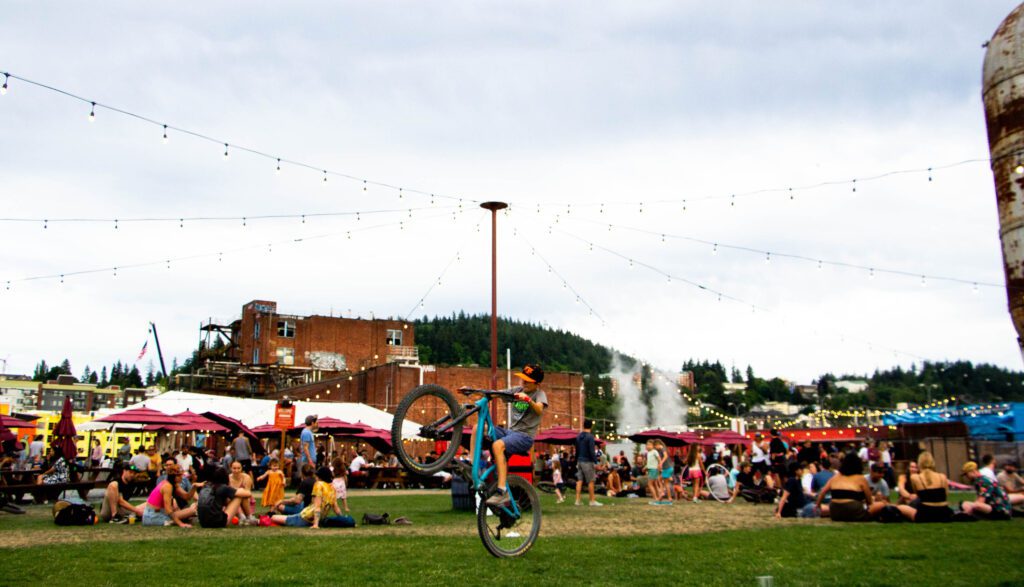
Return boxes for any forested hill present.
[413,313,613,375]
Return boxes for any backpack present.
[52,500,96,526]
[362,512,390,525]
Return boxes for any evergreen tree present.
[80,365,92,383]
[99,366,108,387]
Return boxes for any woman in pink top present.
[142,463,198,527]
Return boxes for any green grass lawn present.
[1,491,1021,586]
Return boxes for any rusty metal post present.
[480,202,508,419]
[984,3,1024,363]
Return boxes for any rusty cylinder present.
[983,1,1024,361]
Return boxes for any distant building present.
[795,385,819,401]
[678,371,695,390]
[723,382,746,394]
[182,300,417,395]
[0,376,39,412]
[837,380,869,394]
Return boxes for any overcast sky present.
[1,1,1022,384]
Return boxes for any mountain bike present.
[390,384,542,558]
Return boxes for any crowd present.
[534,428,1024,523]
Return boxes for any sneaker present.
[648,500,661,506]
[556,497,564,504]
[485,490,511,508]
[589,501,604,507]
[109,516,129,524]
[574,501,582,506]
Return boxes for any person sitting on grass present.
[228,460,256,524]
[895,451,951,523]
[960,461,1017,520]
[815,452,887,522]
[605,465,622,498]
[268,466,347,528]
[273,464,315,515]
[776,462,817,518]
[196,465,252,528]
[702,465,733,502]
[896,460,920,506]
[142,463,199,527]
[729,461,773,503]
[99,463,145,523]
[864,463,891,503]
[998,460,1024,497]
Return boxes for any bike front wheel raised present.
[477,475,542,558]
[391,384,463,475]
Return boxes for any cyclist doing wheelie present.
[470,364,548,509]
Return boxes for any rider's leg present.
[492,439,507,490]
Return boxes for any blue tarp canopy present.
[881,403,1024,440]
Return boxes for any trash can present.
[451,475,474,511]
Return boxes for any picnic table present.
[0,467,116,504]
[348,467,405,490]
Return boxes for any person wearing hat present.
[477,364,549,508]
[960,461,1015,520]
[300,415,319,472]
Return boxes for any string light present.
[1,73,8,95]
[88,102,95,122]
[0,70,475,206]
[554,216,1003,290]
[5,212,454,288]
[223,143,229,159]
[162,125,168,144]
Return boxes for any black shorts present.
[753,461,769,475]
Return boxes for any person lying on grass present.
[269,466,348,528]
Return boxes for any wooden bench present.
[349,467,405,489]
[0,467,116,504]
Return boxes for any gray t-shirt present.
[708,474,730,500]
[509,388,548,438]
[233,436,252,460]
[864,475,890,497]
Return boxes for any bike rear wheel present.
[477,475,541,558]
[391,384,463,475]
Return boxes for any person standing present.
[573,419,602,507]
[300,415,318,472]
[116,437,132,465]
[233,431,254,475]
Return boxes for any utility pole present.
[480,201,508,421]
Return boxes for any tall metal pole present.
[480,202,508,420]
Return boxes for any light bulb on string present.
[223,144,229,159]
[712,243,718,255]
[398,188,403,200]
[817,260,823,270]
[323,170,328,184]
[972,282,979,294]
[179,218,184,228]
[60,274,64,284]
[1,74,8,95]
[927,167,933,182]
[162,125,168,144]
[242,217,247,226]
[1015,159,1024,175]
[852,179,857,193]
[730,194,735,207]
[765,252,771,264]
[869,268,874,279]
[363,180,367,192]
[276,159,281,174]
[628,259,633,269]
[920,275,926,287]
[788,188,794,200]
[88,102,96,122]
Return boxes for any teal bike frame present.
[445,388,522,519]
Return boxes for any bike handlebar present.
[458,386,523,398]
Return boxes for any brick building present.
[184,300,417,394]
[270,364,586,431]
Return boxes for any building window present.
[386,329,403,346]
[253,348,260,364]
[277,320,295,338]
[276,347,294,366]
[254,322,260,340]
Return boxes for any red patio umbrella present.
[94,406,184,425]
[534,425,580,444]
[0,414,38,429]
[51,396,80,462]
[312,416,365,435]
[251,423,288,437]
[201,412,261,444]
[0,420,15,445]
[628,429,693,447]
[347,429,393,454]
[704,430,753,446]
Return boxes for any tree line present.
[31,358,168,389]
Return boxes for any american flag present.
[136,340,148,361]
